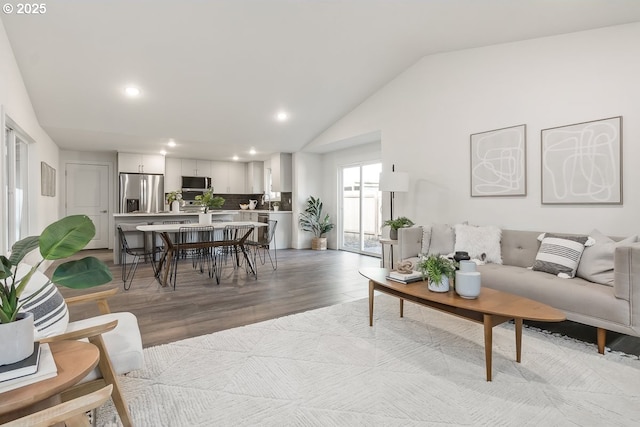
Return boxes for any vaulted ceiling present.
[3,1,640,161]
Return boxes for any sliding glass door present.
[340,162,382,256]
[3,125,30,251]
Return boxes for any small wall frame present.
[470,124,526,197]
[41,161,56,197]
[541,116,622,205]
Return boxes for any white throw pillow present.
[532,233,594,279]
[16,264,69,339]
[454,224,502,264]
[577,229,637,286]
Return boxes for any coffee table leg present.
[369,280,374,327]
[400,299,404,318]
[483,314,493,382]
[515,318,523,363]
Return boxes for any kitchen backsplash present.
[212,192,292,211]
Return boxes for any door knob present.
[100,210,107,213]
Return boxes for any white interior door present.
[66,163,109,249]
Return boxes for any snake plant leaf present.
[51,257,112,289]
[39,215,96,260]
[8,236,40,266]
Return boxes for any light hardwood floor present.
[57,248,640,356]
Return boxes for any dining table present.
[136,221,267,287]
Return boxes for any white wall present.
[0,19,60,238]
[308,23,640,236]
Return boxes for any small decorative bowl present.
[239,204,249,210]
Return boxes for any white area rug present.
[97,295,640,426]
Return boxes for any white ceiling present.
[3,1,640,161]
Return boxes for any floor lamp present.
[379,165,409,226]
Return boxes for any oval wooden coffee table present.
[360,267,566,381]
[0,340,100,423]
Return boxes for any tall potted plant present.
[382,216,414,240]
[0,215,112,365]
[299,196,334,250]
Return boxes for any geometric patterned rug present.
[97,295,640,426]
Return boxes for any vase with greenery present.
[0,215,112,364]
[382,216,414,240]
[195,188,225,213]
[417,254,455,292]
[298,196,334,250]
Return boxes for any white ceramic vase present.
[171,200,181,213]
[199,212,211,224]
[455,260,481,299]
[428,275,449,292]
[0,312,35,365]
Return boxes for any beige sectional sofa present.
[397,226,640,354]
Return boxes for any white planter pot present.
[428,275,449,292]
[0,312,35,365]
[199,213,211,224]
[273,205,280,211]
[171,200,181,213]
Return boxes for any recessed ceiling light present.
[124,86,141,97]
[168,139,176,147]
[249,148,256,155]
[276,111,289,122]
[160,150,167,156]
[232,155,239,161]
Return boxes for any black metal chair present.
[211,225,256,283]
[246,220,278,270]
[118,224,160,290]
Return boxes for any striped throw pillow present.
[16,264,69,339]
[532,233,594,278]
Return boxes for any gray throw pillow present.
[577,229,637,286]
[427,223,455,256]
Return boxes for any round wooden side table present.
[0,340,100,423]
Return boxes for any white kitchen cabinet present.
[237,211,259,222]
[181,159,212,177]
[118,153,165,174]
[247,161,264,194]
[210,161,246,193]
[268,212,292,249]
[164,157,182,193]
[270,153,292,192]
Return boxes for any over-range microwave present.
[181,176,210,190]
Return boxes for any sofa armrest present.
[397,226,423,261]
[65,288,118,315]
[614,242,640,302]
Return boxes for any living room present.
[1,2,640,425]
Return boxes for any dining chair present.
[118,224,160,290]
[171,225,216,289]
[246,219,278,270]
[209,225,256,283]
[3,384,113,427]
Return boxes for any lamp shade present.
[379,171,409,192]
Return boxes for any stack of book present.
[386,270,424,284]
[0,342,58,393]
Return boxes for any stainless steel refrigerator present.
[119,173,165,213]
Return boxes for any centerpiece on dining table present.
[195,188,225,224]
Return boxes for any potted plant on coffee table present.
[382,216,414,240]
[299,196,334,250]
[418,254,455,293]
[0,215,112,365]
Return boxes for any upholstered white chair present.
[18,264,143,427]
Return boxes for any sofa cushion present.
[454,224,502,264]
[577,229,637,286]
[428,223,455,256]
[532,233,593,278]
